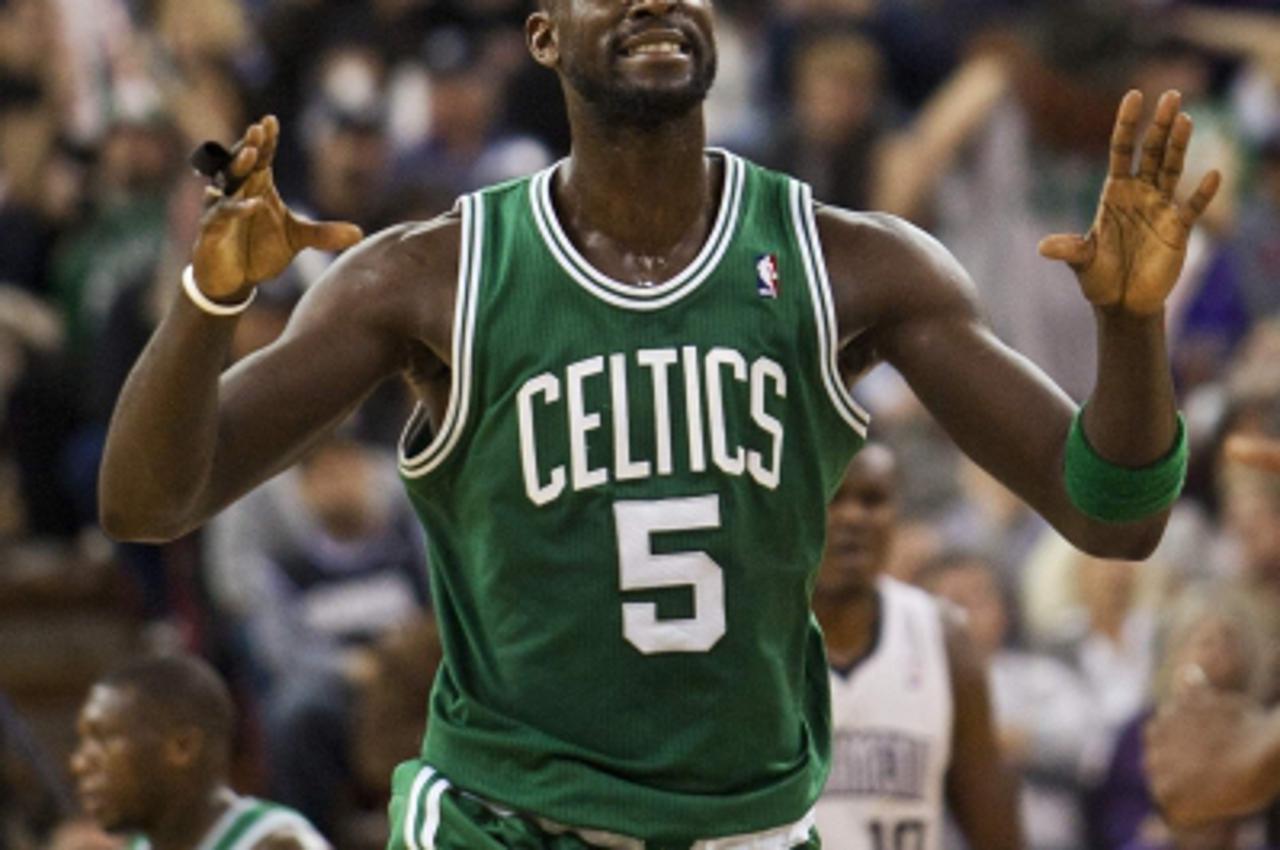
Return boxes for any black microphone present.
[189,141,248,197]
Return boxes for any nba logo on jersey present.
[755,253,780,299]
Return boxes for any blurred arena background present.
[0,0,1279,848]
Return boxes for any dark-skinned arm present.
[98,117,456,542]
[823,90,1220,559]
[942,614,1023,850]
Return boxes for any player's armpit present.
[941,614,1023,850]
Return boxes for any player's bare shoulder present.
[295,210,463,364]
[251,830,330,850]
[813,205,981,341]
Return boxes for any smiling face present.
[529,0,717,130]
[69,685,163,833]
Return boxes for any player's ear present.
[527,8,560,70]
[164,726,205,769]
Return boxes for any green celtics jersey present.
[126,796,328,850]
[398,151,867,843]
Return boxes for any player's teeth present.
[633,43,680,55]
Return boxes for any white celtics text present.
[516,346,786,506]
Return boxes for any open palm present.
[191,116,363,301]
[1040,90,1221,317]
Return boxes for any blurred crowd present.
[1,0,1279,848]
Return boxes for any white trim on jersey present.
[528,151,746,312]
[422,774,450,850]
[788,180,871,437]
[193,797,254,850]
[399,192,485,478]
[234,809,329,850]
[403,765,437,850]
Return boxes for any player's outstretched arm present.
[99,117,451,543]
[942,616,1023,850]
[822,89,1218,558]
[1145,688,1280,826]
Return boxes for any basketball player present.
[98,1,1219,845]
[70,655,330,850]
[814,445,1020,850]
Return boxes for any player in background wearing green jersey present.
[98,0,1220,846]
[71,656,330,850]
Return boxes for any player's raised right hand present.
[191,115,364,303]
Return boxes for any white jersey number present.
[613,495,726,654]
[869,820,926,850]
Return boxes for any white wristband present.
[182,265,257,316]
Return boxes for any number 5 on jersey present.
[614,496,726,654]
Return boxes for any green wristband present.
[1064,410,1188,524]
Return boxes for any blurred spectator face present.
[926,559,1007,657]
[1131,45,1211,105]
[1171,614,1252,693]
[40,145,91,223]
[1077,555,1139,630]
[0,0,56,78]
[816,444,898,599]
[794,36,882,148]
[69,686,161,833]
[98,120,181,197]
[430,68,501,150]
[311,120,389,221]
[306,48,390,221]
[1221,466,1280,586]
[300,439,383,541]
[1262,147,1280,205]
[154,0,248,66]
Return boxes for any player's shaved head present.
[99,654,235,762]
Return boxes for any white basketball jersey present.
[816,577,954,850]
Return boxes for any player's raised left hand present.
[1039,89,1221,317]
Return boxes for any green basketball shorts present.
[387,760,821,850]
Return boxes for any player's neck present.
[560,104,712,261]
[146,785,236,850]
[814,582,880,665]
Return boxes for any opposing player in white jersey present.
[813,445,1021,850]
[71,655,330,850]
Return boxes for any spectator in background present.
[1094,589,1268,850]
[1217,460,1280,701]
[293,43,393,232]
[392,26,549,201]
[204,427,428,839]
[766,27,1012,224]
[1229,134,1280,322]
[1057,554,1158,767]
[921,553,1097,850]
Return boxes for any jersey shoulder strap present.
[199,797,330,850]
